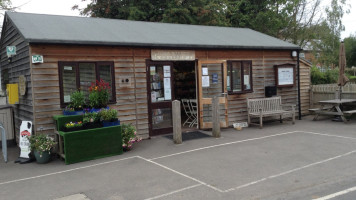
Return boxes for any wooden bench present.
[247,96,295,128]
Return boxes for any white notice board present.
[275,65,294,87]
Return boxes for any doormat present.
[164,131,211,141]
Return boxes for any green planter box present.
[53,115,123,165]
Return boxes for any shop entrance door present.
[197,60,228,129]
[147,61,174,136]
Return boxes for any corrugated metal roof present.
[6,12,300,50]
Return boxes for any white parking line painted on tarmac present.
[144,184,202,200]
[223,149,356,193]
[313,185,356,200]
[0,156,138,186]
[301,131,356,140]
[149,131,299,161]
[138,156,224,193]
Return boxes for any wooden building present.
[0,12,303,140]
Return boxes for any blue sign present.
[212,73,218,84]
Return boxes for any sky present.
[2,0,356,39]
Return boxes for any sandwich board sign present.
[19,121,32,158]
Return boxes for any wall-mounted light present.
[7,56,13,63]
[291,51,297,57]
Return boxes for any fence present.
[310,83,356,108]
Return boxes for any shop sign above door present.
[151,50,195,61]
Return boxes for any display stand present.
[53,115,123,165]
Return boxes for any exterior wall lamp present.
[291,50,297,57]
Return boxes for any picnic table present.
[311,99,356,123]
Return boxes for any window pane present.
[79,63,96,98]
[243,62,251,90]
[202,64,223,98]
[62,65,77,103]
[232,62,242,92]
[99,64,113,100]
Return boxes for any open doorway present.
[173,61,198,131]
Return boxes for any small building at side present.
[0,12,303,140]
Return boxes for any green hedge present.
[311,66,339,85]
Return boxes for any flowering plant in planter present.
[27,134,56,157]
[83,112,102,129]
[88,79,110,109]
[122,123,142,151]
[63,121,83,132]
[70,90,85,111]
[99,108,120,127]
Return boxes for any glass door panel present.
[198,61,228,129]
[147,62,174,136]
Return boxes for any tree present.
[344,35,356,68]
[74,0,229,26]
[75,0,349,68]
[0,0,12,12]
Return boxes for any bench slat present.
[344,110,356,114]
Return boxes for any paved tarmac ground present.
[1,116,356,200]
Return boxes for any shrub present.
[311,66,339,85]
[121,123,141,151]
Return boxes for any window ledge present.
[228,90,253,95]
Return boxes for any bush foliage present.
[311,66,339,85]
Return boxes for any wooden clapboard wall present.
[0,16,32,142]
[30,44,150,138]
[196,50,298,125]
[29,46,302,138]
[299,59,311,115]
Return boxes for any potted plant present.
[83,112,102,129]
[62,121,83,132]
[88,79,110,112]
[99,108,120,127]
[27,134,56,164]
[63,90,85,115]
[122,123,142,151]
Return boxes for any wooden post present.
[172,100,182,144]
[212,96,220,138]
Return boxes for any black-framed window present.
[227,61,253,94]
[59,61,116,107]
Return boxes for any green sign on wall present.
[6,46,16,56]
[32,55,44,63]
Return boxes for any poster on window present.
[212,73,218,84]
[278,67,294,85]
[164,65,171,77]
[202,76,210,87]
[164,88,172,100]
[150,66,156,75]
[244,75,250,89]
[64,95,71,103]
[164,78,171,89]
[202,68,208,75]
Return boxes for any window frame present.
[58,61,116,108]
[227,60,253,94]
